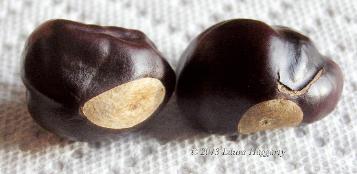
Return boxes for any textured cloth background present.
[0,0,356,173]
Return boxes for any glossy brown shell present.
[176,19,343,134]
[22,19,176,141]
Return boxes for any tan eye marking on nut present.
[237,99,303,134]
[81,77,165,129]
[278,69,324,96]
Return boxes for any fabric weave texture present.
[0,0,356,173]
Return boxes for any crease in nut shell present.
[277,68,324,96]
[238,69,323,134]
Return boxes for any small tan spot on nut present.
[81,78,165,129]
[238,99,303,134]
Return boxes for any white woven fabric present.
[0,0,356,173]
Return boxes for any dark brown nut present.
[21,19,176,141]
[176,19,343,135]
